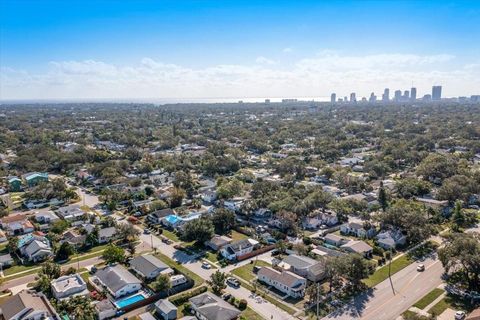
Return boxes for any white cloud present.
[1,53,478,100]
[255,56,276,65]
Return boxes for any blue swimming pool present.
[115,293,146,308]
[165,214,181,224]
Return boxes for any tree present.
[102,244,125,264]
[451,201,465,231]
[211,208,235,234]
[378,181,388,212]
[54,296,96,320]
[170,187,186,208]
[208,270,227,294]
[337,254,370,291]
[117,223,140,242]
[152,273,171,293]
[180,218,214,244]
[377,199,433,245]
[41,261,61,279]
[7,236,18,253]
[439,232,480,290]
[416,154,458,183]
[50,219,70,234]
[56,242,74,261]
[306,283,324,304]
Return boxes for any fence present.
[237,244,275,261]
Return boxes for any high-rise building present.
[350,93,356,103]
[403,90,410,100]
[369,92,376,103]
[394,90,402,102]
[410,87,417,101]
[344,96,348,102]
[330,93,336,104]
[382,88,390,102]
[423,94,432,102]
[432,86,442,101]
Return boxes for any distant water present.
[0,96,330,105]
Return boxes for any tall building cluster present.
[331,85,444,104]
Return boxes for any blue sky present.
[1,0,479,100]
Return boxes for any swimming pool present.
[115,293,146,308]
[164,214,181,224]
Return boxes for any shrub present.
[169,286,207,306]
[238,299,248,310]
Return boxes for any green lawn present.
[154,252,204,287]
[205,251,219,263]
[428,298,451,315]
[230,230,249,241]
[239,307,264,320]
[162,229,180,242]
[413,288,444,310]
[428,295,474,316]
[402,310,430,320]
[231,260,270,282]
[363,255,413,287]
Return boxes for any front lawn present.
[231,260,270,282]
[413,288,444,310]
[428,295,475,316]
[363,255,412,287]
[230,230,249,241]
[240,307,264,320]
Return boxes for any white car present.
[416,264,425,272]
[454,311,466,320]
[202,262,211,269]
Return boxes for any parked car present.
[454,311,466,320]
[416,264,425,272]
[202,262,211,269]
[143,229,151,234]
[222,293,232,300]
[227,277,240,287]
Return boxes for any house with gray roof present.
[155,299,177,320]
[129,254,173,280]
[340,240,373,257]
[277,254,326,282]
[0,289,59,320]
[91,264,142,298]
[189,292,241,320]
[98,226,117,244]
[257,267,306,298]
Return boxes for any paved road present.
[0,256,102,291]
[322,254,444,320]
[138,231,294,320]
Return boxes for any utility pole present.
[316,282,320,319]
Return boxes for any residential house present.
[0,253,14,268]
[205,235,233,251]
[220,238,258,261]
[257,267,307,298]
[98,227,117,244]
[8,177,22,192]
[51,273,89,300]
[91,264,142,298]
[56,205,87,224]
[18,233,53,262]
[23,172,49,188]
[302,211,338,229]
[376,229,407,249]
[277,254,326,282]
[155,299,177,320]
[61,230,87,249]
[0,290,59,320]
[415,197,450,214]
[129,254,173,280]
[200,190,217,204]
[340,222,376,238]
[0,213,34,236]
[340,240,373,258]
[189,292,241,320]
[324,234,348,246]
[94,299,117,320]
[147,208,175,225]
[223,198,244,212]
[34,211,60,225]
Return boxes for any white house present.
[0,213,34,236]
[51,273,89,300]
[98,226,117,244]
[92,264,142,298]
[18,233,53,262]
[340,222,376,238]
[220,238,258,261]
[376,229,407,249]
[340,240,373,258]
[129,254,173,280]
[257,267,307,298]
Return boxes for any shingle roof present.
[258,266,305,288]
[129,254,170,277]
[0,290,56,320]
[95,264,142,293]
[282,254,318,269]
[341,240,373,253]
[189,292,241,320]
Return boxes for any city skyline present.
[1,0,480,101]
